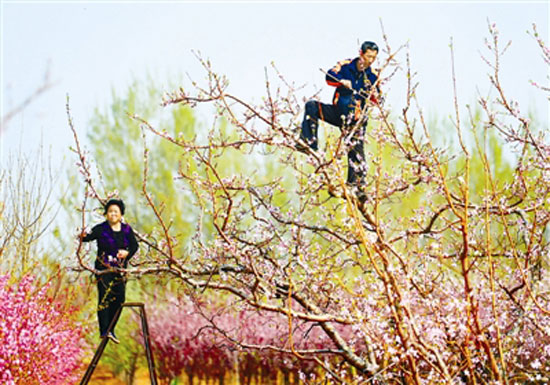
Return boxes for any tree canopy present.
[69,25,550,384]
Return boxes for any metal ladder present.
[80,302,158,385]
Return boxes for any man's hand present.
[117,250,129,260]
[339,80,352,89]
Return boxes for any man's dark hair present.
[360,41,379,53]
[104,198,126,215]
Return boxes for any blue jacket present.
[326,57,379,118]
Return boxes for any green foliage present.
[86,78,194,241]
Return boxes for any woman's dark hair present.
[361,41,379,53]
[104,198,125,215]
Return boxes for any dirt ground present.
[87,365,154,385]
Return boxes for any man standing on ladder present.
[298,41,382,195]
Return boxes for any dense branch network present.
[69,24,550,384]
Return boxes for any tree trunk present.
[125,353,138,385]
[292,371,299,385]
[283,370,290,385]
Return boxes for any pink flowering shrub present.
[0,274,87,385]
[146,274,550,383]
[147,296,233,385]
[231,307,337,380]
[149,296,354,383]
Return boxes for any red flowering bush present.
[149,296,354,383]
[0,274,87,385]
[147,295,233,385]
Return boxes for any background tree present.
[0,145,61,276]
[0,66,90,385]
[1,66,63,278]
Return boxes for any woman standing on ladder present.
[81,198,138,344]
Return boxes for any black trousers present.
[97,272,125,336]
[300,100,367,185]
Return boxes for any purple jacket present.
[83,221,138,270]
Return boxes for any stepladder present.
[80,302,158,385]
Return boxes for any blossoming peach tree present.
[0,274,86,384]
[147,293,346,385]
[70,24,550,384]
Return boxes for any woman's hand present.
[117,250,129,260]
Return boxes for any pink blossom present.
[0,274,87,385]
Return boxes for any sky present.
[1,1,549,170]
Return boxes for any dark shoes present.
[346,182,367,203]
[295,141,310,154]
[355,189,367,204]
[294,128,317,154]
[295,140,319,154]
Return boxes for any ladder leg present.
[140,306,159,385]
[79,303,158,385]
[79,336,109,385]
